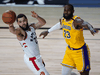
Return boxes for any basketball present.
[2,10,16,24]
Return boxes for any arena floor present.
[0,4,100,75]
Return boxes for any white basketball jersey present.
[19,26,40,57]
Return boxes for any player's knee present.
[62,66,72,75]
[71,72,77,75]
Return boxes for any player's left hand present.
[9,23,13,27]
[90,28,99,36]
[31,11,38,18]
[39,31,49,39]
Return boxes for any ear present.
[73,10,74,13]
[17,21,19,25]
[26,19,28,22]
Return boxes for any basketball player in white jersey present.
[8,11,49,75]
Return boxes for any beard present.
[19,23,29,31]
[63,13,73,20]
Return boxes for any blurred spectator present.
[3,0,30,4]
[28,0,44,5]
[37,0,44,4]
[3,0,15,5]
[3,0,15,3]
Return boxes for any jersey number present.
[30,32,38,44]
[64,30,71,39]
[29,57,40,71]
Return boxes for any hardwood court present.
[0,5,100,75]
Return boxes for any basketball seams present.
[2,10,16,24]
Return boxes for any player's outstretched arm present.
[9,24,26,41]
[9,24,17,34]
[31,11,46,29]
[39,22,61,38]
[39,31,49,39]
[82,21,98,35]
[73,18,98,36]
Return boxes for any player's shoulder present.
[73,15,81,19]
[29,23,35,26]
[74,17,84,23]
[59,16,64,25]
[73,15,83,23]
[59,16,65,23]
[60,16,64,20]
[29,23,36,29]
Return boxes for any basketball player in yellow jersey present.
[39,4,98,75]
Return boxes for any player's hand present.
[73,19,83,29]
[9,24,13,27]
[39,31,49,39]
[31,11,38,18]
[90,29,99,36]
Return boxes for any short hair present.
[64,4,74,11]
[16,14,27,22]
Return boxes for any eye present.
[19,21,21,23]
[23,19,26,22]
[68,11,70,14]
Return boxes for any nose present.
[64,11,68,16]
[22,21,26,25]
[64,10,68,15]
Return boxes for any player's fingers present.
[97,30,99,33]
[39,33,42,37]
[96,30,99,33]
[31,11,34,13]
[31,15,35,17]
[39,35,41,37]
[9,24,13,26]
[43,36,45,39]
[31,11,36,14]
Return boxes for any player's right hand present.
[31,11,38,18]
[39,31,49,39]
[9,24,13,27]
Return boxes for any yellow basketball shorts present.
[61,43,90,72]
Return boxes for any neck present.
[65,18,72,21]
[28,27,31,31]
[65,16,74,21]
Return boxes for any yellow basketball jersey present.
[61,15,85,48]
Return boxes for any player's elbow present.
[42,20,46,25]
[9,29,16,34]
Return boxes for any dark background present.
[0,0,100,7]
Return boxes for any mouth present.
[64,13,69,17]
[22,24,27,28]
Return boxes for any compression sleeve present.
[48,22,61,33]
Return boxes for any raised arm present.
[9,24,18,34]
[73,18,98,35]
[9,24,26,41]
[30,11,46,29]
